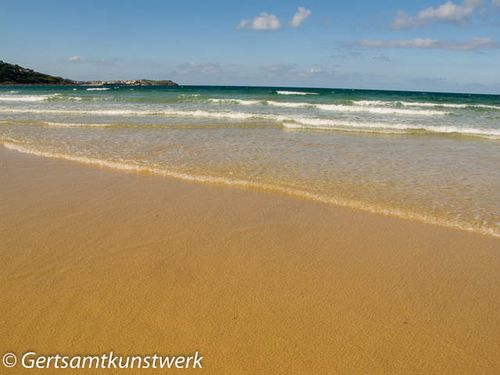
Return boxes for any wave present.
[353,100,465,108]
[45,122,112,128]
[208,98,261,105]
[276,90,318,95]
[0,108,282,122]
[86,87,111,91]
[0,107,289,121]
[268,101,447,116]
[0,94,86,102]
[0,94,57,102]
[353,100,500,110]
[267,100,310,108]
[2,140,497,238]
[207,99,310,108]
[315,104,447,116]
[43,122,273,130]
[8,117,497,138]
[282,119,500,139]
[208,99,447,116]
[2,108,494,138]
[400,101,467,109]
[475,104,500,110]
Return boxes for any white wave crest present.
[0,94,57,102]
[208,98,260,105]
[475,104,500,110]
[0,108,272,121]
[316,104,447,116]
[352,100,393,106]
[266,101,448,116]
[266,101,310,108]
[399,101,467,108]
[45,122,112,128]
[276,90,318,95]
[86,87,111,91]
[353,100,464,108]
[353,100,500,110]
[283,118,500,139]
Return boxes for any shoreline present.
[2,141,497,238]
[1,146,499,373]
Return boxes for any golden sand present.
[1,146,499,374]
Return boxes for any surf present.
[3,140,498,238]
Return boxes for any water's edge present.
[3,141,498,238]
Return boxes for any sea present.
[1,85,499,237]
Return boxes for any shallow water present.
[1,85,499,236]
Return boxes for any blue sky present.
[1,0,500,93]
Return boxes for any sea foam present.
[0,94,56,102]
[2,108,495,138]
[2,140,498,238]
[210,98,448,115]
[283,119,500,139]
[208,98,261,105]
[276,90,318,95]
[353,100,500,110]
[45,122,112,128]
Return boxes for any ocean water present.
[1,85,499,237]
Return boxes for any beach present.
[1,145,499,374]
[1,86,500,237]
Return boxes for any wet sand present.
[1,146,499,374]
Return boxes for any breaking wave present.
[276,90,318,95]
[282,119,500,139]
[207,98,449,116]
[45,122,113,128]
[2,107,497,138]
[353,100,500,110]
[0,94,58,102]
[0,107,265,120]
[208,98,261,105]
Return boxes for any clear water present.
[1,85,499,236]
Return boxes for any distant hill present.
[0,61,178,86]
[0,60,75,85]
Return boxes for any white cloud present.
[357,37,497,50]
[393,0,483,28]
[68,55,82,62]
[238,12,281,31]
[290,7,312,27]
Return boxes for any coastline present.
[2,140,497,238]
[1,145,499,373]
[2,84,499,239]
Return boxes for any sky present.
[1,0,500,93]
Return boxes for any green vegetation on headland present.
[0,60,74,85]
[0,61,178,86]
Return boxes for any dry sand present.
[1,146,499,374]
